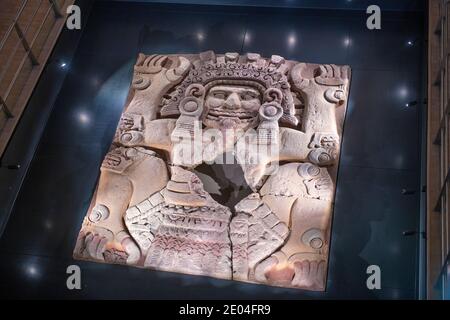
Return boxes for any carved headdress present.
[160,51,299,127]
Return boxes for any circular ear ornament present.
[259,102,283,122]
[178,84,205,117]
[179,97,202,116]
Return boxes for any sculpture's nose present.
[224,92,241,109]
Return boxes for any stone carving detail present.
[88,204,110,223]
[74,52,351,291]
[308,132,340,166]
[125,167,232,278]
[161,52,298,127]
[125,192,165,251]
[101,146,158,173]
[230,193,290,281]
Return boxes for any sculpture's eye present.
[241,93,256,101]
[213,92,226,100]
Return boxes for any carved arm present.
[115,118,176,152]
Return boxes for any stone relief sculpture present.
[73,51,351,291]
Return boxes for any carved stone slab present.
[73,52,351,291]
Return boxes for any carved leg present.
[285,197,332,291]
[230,193,290,282]
[74,147,168,265]
[240,162,333,290]
[284,163,334,291]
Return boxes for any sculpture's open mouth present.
[204,109,259,130]
[206,109,257,122]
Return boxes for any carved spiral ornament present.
[120,131,144,145]
[89,204,110,223]
[298,163,321,179]
[325,88,346,104]
[132,75,151,90]
[301,228,324,249]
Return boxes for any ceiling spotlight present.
[243,32,251,44]
[26,265,39,277]
[398,86,408,99]
[343,37,352,47]
[288,34,296,47]
[77,111,91,125]
[44,220,53,230]
[197,32,205,41]
[407,40,414,46]
[405,100,418,107]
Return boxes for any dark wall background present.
[0,0,425,299]
[109,0,425,12]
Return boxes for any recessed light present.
[288,33,296,47]
[26,265,38,277]
[343,37,352,47]
[197,32,205,41]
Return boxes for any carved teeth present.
[209,109,255,119]
[206,110,257,124]
[206,114,254,123]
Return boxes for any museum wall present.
[0,1,425,299]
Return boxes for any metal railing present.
[0,0,64,120]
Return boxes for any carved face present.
[202,85,262,131]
